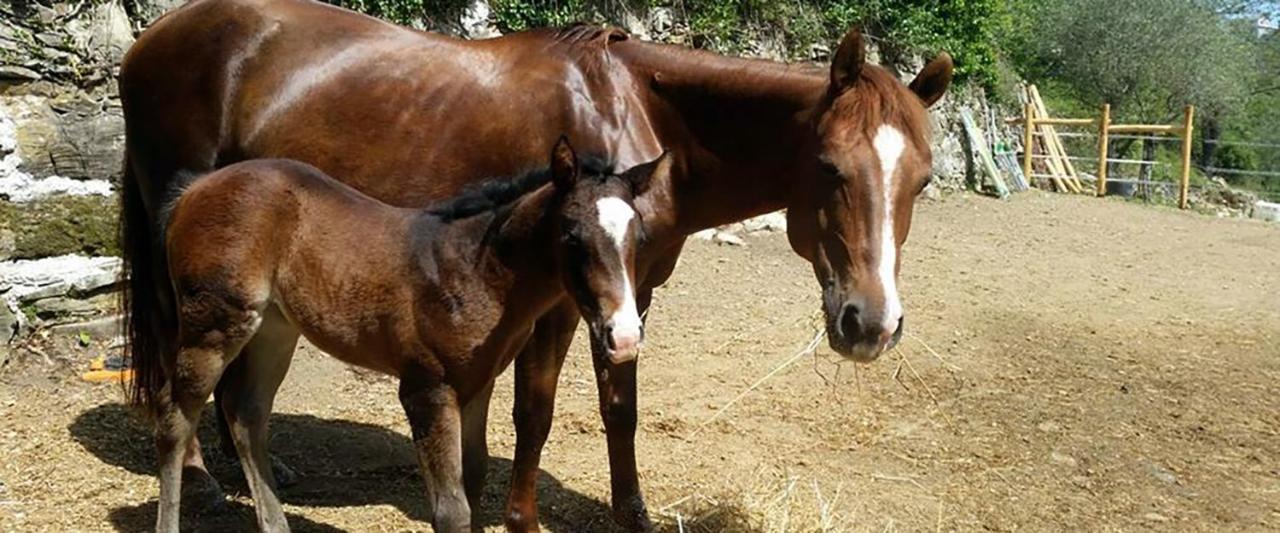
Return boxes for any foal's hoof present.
[180,467,228,515]
[270,455,299,488]
[612,494,653,532]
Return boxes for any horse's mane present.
[546,22,629,46]
[425,155,616,222]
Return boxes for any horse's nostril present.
[838,303,862,340]
[605,326,617,350]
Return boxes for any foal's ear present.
[550,135,579,190]
[629,151,674,196]
[909,52,954,108]
[830,28,866,93]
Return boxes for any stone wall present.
[0,0,990,340]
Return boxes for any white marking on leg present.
[873,125,906,334]
[595,197,642,359]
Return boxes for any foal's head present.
[786,29,953,362]
[547,138,672,364]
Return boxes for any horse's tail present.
[120,152,175,415]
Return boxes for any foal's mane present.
[425,156,616,222]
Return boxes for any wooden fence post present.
[1179,105,1195,209]
[1022,102,1034,183]
[1097,103,1110,197]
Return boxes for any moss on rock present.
[0,195,119,259]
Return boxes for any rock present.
[1,94,127,183]
[808,43,831,62]
[0,254,121,303]
[0,300,20,342]
[32,295,97,318]
[49,315,121,339]
[712,231,746,247]
[0,66,42,82]
[1142,512,1169,523]
[691,228,716,241]
[740,211,787,234]
[459,1,500,39]
[0,195,120,258]
[0,229,14,261]
[1036,420,1062,433]
[1146,462,1178,485]
[921,183,942,201]
[1252,200,1280,222]
[1049,451,1078,468]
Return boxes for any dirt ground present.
[1,191,1277,532]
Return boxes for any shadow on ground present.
[70,403,627,532]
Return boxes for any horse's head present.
[548,137,674,364]
[786,29,953,362]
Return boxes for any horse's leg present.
[155,342,238,533]
[218,307,298,533]
[216,358,299,488]
[460,380,494,521]
[504,303,577,532]
[594,288,654,531]
[400,368,469,532]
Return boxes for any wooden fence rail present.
[1007,87,1195,209]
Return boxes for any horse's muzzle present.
[604,322,643,364]
[825,300,903,362]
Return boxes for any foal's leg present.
[155,341,242,533]
[218,307,299,533]
[593,288,654,531]
[400,368,469,532]
[460,380,494,519]
[504,303,577,532]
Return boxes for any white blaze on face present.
[595,197,642,361]
[872,125,906,335]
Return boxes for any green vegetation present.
[326,1,1009,86]
[0,196,119,259]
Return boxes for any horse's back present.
[121,0,656,209]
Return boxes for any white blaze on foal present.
[872,125,906,338]
[595,196,643,362]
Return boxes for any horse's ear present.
[550,135,578,190]
[830,28,866,92]
[909,52,954,108]
[630,150,673,196]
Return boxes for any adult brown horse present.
[119,0,952,529]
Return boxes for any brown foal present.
[151,140,671,532]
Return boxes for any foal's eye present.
[561,232,584,247]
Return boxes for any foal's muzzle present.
[604,321,643,364]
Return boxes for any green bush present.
[325,0,1005,87]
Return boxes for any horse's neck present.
[430,189,560,313]
[617,42,827,235]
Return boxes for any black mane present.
[425,156,616,222]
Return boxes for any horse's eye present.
[561,230,583,247]
[818,161,841,179]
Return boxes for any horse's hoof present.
[180,467,228,515]
[270,455,299,488]
[504,507,540,533]
[612,494,652,532]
